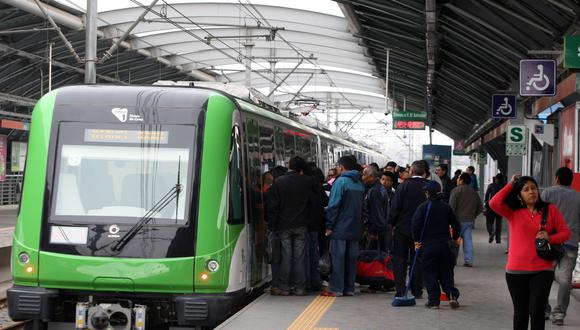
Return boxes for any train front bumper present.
[7,285,245,327]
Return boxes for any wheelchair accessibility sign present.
[519,60,556,96]
[492,94,516,119]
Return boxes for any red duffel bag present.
[356,247,395,288]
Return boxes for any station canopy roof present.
[0,0,386,132]
[1,0,578,145]
[340,0,579,140]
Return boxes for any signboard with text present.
[393,120,426,130]
[564,35,580,69]
[392,111,427,121]
[11,142,27,172]
[0,136,6,181]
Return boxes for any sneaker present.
[551,312,564,326]
[449,299,460,309]
[270,287,283,296]
[321,291,341,297]
[425,303,440,309]
[463,263,473,267]
[344,292,355,296]
[294,289,306,296]
[489,234,494,243]
[279,290,291,296]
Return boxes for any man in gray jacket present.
[449,173,483,267]
[542,167,580,326]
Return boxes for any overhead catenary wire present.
[128,0,309,101]
[243,0,361,111]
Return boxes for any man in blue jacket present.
[324,155,365,296]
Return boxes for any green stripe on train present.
[194,93,242,293]
[12,90,57,286]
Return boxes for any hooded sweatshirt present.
[325,170,365,240]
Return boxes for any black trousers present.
[421,242,459,305]
[506,271,554,330]
[486,211,502,243]
[393,231,423,297]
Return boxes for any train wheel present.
[24,320,47,330]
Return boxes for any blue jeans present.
[329,239,359,295]
[460,221,474,265]
[304,231,322,290]
[279,227,307,291]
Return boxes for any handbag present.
[535,204,564,261]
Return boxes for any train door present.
[243,117,270,287]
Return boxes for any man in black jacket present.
[389,160,428,298]
[436,164,452,203]
[267,156,317,296]
[362,166,387,251]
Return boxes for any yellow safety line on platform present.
[287,295,337,330]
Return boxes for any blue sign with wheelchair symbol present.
[492,94,516,119]
[519,59,556,96]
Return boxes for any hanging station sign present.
[393,120,426,130]
[392,111,427,121]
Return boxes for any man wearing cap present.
[412,181,461,309]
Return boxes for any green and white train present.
[8,85,385,329]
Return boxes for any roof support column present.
[84,0,97,84]
[385,48,390,114]
[244,29,254,88]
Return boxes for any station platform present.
[0,205,17,229]
[217,223,580,330]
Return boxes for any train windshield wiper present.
[112,159,182,252]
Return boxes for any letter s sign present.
[510,127,523,142]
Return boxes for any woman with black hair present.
[489,175,571,330]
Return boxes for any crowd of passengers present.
[263,155,579,330]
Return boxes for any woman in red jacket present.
[490,175,570,330]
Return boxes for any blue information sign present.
[519,60,556,96]
[491,94,517,119]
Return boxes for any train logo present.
[108,224,120,238]
[111,107,128,122]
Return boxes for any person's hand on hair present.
[511,174,521,183]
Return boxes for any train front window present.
[51,123,195,223]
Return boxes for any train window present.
[228,126,244,224]
[283,131,295,163]
[245,117,267,283]
[259,125,275,172]
[274,126,284,166]
[321,141,328,172]
[51,123,194,223]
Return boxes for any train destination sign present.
[393,120,426,130]
[84,129,169,144]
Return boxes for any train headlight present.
[18,252,30,264]
[207,260,219,272]
[25,266,34,273]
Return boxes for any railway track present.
[0,296,27,330]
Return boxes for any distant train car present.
[8,85,385,329]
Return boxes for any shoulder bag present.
[535,204,564,261]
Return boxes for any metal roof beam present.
[0,0,215,81]
[0,42,126,84]
[0,92,36,107]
